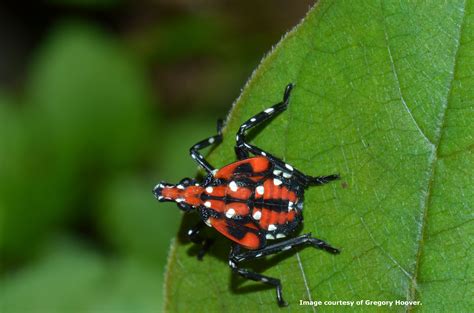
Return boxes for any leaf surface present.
[164,1,473,312]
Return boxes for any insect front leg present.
[235,83,293,160]
[190,119,224,174]
[187,220,215,260]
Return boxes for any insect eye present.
[177,202,192,212]
[179,178,193,186]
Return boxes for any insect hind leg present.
[231,233,340,263]
[190,119,224,173]
[228,244,288,307]
[305,174,340,186]
[228,234,339,306]
[235,83,294,160]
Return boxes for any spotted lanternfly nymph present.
[153,84,340,307]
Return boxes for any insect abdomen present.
[252,178,301,235]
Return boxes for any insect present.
[153,84,340,306]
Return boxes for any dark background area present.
[0,0,313,311]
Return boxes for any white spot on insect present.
[236,135,239,141]
[241,124,247,128]
[177,184,185,190]
[261,151,267,156]
[229,181,238,192]
[159,184,165,188]
[285,164,294,171]
[187,229,193,235]
[288,201,294,211]
[195,183,200,186]
[191,154,196,159]
[256,185,264,195]
[212,169,218,175]
[264,108,274,114]
[204,201,211,208]
[204,219,212,227]
[226,208,236,218]
[229,260,236,268]
[283,172,291,178]
[199,154,204,159]
[208,137,215,144]
[268,224,277,231]
[266,234,275,240]
[253,210,262,220]
[250,118,256,122]
[205,186,213,193]
[273,170,282,176]
[256,252,263,258]
[176,198,185,203]
[282,245,292,251]
[276,233,286,239]
[158,196,164,200]
[261,277,269,282]
[273,178,282,186]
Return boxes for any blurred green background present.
[0,1,313,312]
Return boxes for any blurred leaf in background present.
[0,20,165,312]
[0,0,318,312]
[1,21,155,261]
[1,239,163,312]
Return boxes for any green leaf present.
[0,239,163,313]
[0,21,156,260]
[96,118,217,263]
[164,1,473,312]
[98,175,181,263]
[27,21,154,170]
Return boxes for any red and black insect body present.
[153,84,340,307]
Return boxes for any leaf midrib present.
[406,0,467,310]
[255,0,468,306]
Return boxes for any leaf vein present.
[406,0,468,311]
[360,217,413,280]
[296,252,316,313]
[380,0,434,147]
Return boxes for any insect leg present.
[241,140,339,187]
[235,83,294,160]
[187,220,215,260]
[304,174,340,186]
[234,85,339,187]
[228,234,339,306]
[228,244,288,307]
[190,119,224,173]
[232,233,340,264]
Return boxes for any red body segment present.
[215,156,271,180]
[210,218,262,250]
[161,185,204,206]
[212,157,303,248]
[159,156,304,250]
